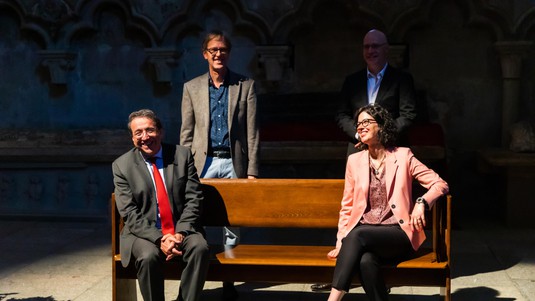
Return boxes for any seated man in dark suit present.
[112,109,209,301]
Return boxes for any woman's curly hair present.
[354,104,398,151]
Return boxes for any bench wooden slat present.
[114,245,447,269]
[201,179,342,228]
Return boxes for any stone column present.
[494,41,533,147]
[145,48,181,83]
[256,45,291,81]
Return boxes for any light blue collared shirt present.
[367,63,388,104]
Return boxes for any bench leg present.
[439,277,451,301]
[114,278,138,301]
[445,276,452,301]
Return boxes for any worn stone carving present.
[27,176,44,203]
[37,50,77,85]
[510,120,535,152]
[56,175,70,204]
[85,173,99,206]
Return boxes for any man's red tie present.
[149,157,175,235]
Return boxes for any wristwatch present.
[416,197,429,210]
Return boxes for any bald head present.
[363,29,389,74]
[364,29,388,45]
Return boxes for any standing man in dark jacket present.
[336,29,417,155]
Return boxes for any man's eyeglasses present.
[356,119,377,129]
[205,47,229,55]
[363,43,386,50]
[133,127,157,138]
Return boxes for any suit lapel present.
[354,71,368,107]
[384,148,397,201]
[161,144,176,215]
[227,70,240,131]
[133,148,154,188]
[195,73,210,133]
[162,145,174,188]
[357,151,371,201]
[376,65,393,104]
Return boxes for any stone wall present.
[0,0,534,221]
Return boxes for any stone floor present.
[0,217,533,301]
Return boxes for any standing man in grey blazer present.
[113,109,209,301]
[336,29,417,156]
[180,30,259,300]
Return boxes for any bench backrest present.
[112,179,450,263]
[200,178,342,228]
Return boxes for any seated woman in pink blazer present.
[327,104,449,301]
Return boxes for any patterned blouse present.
[360,165,398,225]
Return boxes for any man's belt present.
[209,149,231,158]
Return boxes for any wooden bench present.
[112,179,452,300]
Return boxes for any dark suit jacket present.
[335,65,417,147]
[112,143,204,267]
[180,69,259,178]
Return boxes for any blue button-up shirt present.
[367,63,388,104]
[209,76,230,150]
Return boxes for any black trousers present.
[332,224,414,301]
[132,232,210,301]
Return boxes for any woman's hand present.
[327,248,340,259]
[410,203,426,232]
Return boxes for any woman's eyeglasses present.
[356,119,377,129]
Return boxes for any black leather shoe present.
[310,283,332,291]
[222,281,239,301]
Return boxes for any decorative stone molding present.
[494,41,533,147]
[31,0,74,39]
[145,48,181,83]
[0,129,131,163]
[37,50,77,85]
[495,41,533,79]
[256,45,292,81]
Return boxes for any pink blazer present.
[336,147,449,250]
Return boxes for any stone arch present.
[516,7,535,39]
[0,0,49,49]
[164,0,272,82]
[270,0,326,44]
[162,0,269,46]
[274,0,370,92]
[68,0,156,48]
[461,1,510,41]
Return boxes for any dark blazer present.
[112,143,204,267]
[180,69,259,178]
[335,65,417,146]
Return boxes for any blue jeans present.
[201,157,239,246]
